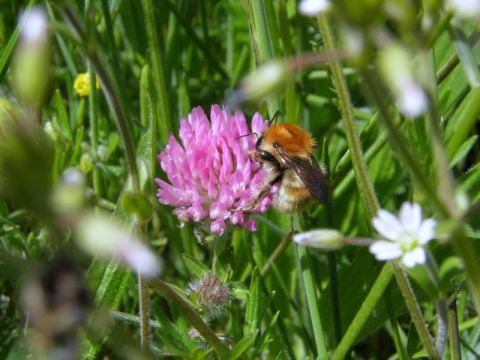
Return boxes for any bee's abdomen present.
[273,185,311,212]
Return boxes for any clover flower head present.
[369,202,436,268]
[186,274,230,321]
[156,105,274,235]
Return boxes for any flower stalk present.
[87,62,101,197]
[316,16,440,358]
[391,263,440,360]
[317,15,379,218]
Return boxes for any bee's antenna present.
[268,110,283,126]
[235,133,258,140]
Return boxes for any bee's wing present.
[281,154,329,203]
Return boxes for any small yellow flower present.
[73,72,100,97]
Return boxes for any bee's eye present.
[258,150,276,163]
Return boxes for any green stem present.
[449,21,480,88]
[436,31,480,84]
[391,263,439,360]
[333,264,393,360]
[138,274,151,353]
[60,5,140,192]
[450,226,480,314]
[260,229,293,277]
[317,15,379,217]
[141,0,173,142]
[296,244,329,359]
[149,277,228,357]
[87,62,101,197]
[448,300,462,360]
[362,70,449,217]
[317,16,439,359]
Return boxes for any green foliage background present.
[0,0,479,359]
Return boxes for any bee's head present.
[263,124,315,158]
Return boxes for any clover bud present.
[293,229,344,250]
[187,274,230,321]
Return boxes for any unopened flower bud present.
[13,7,51,108]
[43,121,58,142]
[187,274,230,321]
[378,44,428,117]
[299,0,331,16]
[293,229,344,250]
[50,168,87,217]
[228,62,290,107]
[80,153,93,174]
[446,0,480,19]
[75,212,162,278]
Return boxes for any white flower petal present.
[417,218,437,244]
[370,241,402,261]
[402,248,426,268]
[298,0,331,16]
[372,209,403,240]
[399,202,422,233]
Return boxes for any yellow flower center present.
[73,72,100,97]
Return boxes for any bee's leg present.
[243,174,282,212]
[242,184,273,212]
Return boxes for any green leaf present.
[449,134,477,167]
[181,254,209,278]
[244,268,261,339]
[52,89,73,141]
[226,336,256,360]
[120,191,153,223]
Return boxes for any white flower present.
[299,0,331,16]
[369,202,436,268]
[446,0,480,19]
